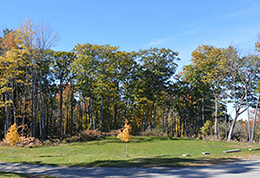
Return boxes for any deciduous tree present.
[5,123,21,158]
[117,119,132,157]
[53,51,75,139]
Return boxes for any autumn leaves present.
[5,123,21,158]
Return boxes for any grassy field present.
[0,136,260,167]
[0,171,56,178]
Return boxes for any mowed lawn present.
[0,136,260,167]
[0,171,55,178]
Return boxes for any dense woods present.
[1,19,260,143]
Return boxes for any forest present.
[1,19,260,143]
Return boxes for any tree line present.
[0,19,260,143]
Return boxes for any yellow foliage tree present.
[117,119,132,157]
[200,120,213,137]
[6,123,21,158]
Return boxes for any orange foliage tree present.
[117,119,132,157]
[5,123,21,158]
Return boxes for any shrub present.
[20,137,42,148]
[103,130,120,136]
[1,136,43,148]
[138,128,166,136]
[65,129,102,143]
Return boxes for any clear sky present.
[1,0,260,72]
[1,0,260,118]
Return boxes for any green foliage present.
[136,47,179,101]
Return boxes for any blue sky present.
[1,0,260,74]
[1,0,260,118]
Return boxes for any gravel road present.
[1,159,260,178]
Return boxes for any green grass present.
[0,136,260,167]
[0,171,56,178]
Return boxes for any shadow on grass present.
[123,136,192,143]
[16,157,237,168]
[0,171,55,178]
[0,171,27,177]
[18,161,58,167]
[68,157,238,168]
[39,155,57,158]
[86,136,192,145]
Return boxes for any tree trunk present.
[39,70,45,141]
[39,100,42,141]
[202,91,205,138]
[152,100,155,130]
[143,100,147,132]
[16,81,19,126]
[30,74,34,137]
[11,81,17,126]
[59,80,63,140]
[33,70,38,138]
[122,108,126,128]
[227,80,247,142]
[70,85,74,137]
[84,99,88,127]
[65,101,69,134]
[108,106,111,132]
[50,96,54,140]
[22,87,26,139]
[23,62,28,138]
[165,109,169,135]
[99,94,104,131]
[42,93,46,141]
[43,91,47,141]
[113,103,117,130]
[227,106,247,142]
[214,96,218,137]
[90,80,95,130]
[171,111,174,137]
[46,94,49,139]
[225,107,228,140]
[88,78,93,130]
[227,113,237,142]
[92,98,95,130]
[250,94,260,143]
[78,101,83,131]
[126,142,128,157]
[88,98,92,130]
[12,145,14,158]
[185,114,188,137]
[37,92,41,140]
[4,92,10,136]
[246,86,251,142]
